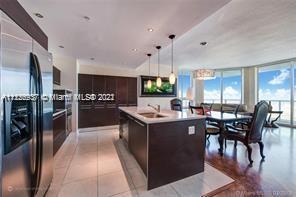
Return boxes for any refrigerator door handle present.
[30,53,43,195]
[33,53,44,196]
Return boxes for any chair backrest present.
[200,103,213,111]
[221,104,240,115]
[170,98,182,111]
[247,101,269,142]
[189,105,205,115]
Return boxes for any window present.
[222,70,242,104]
[203,69,242,104]
[294,64,296,124]
[204,71,221,103]
[258,63,291,124]
[178,71,191,108]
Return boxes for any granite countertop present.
[119,106,206,124]
[53,109,67,117]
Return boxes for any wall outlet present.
[188,126,195,135]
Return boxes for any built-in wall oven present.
[53,89,73,135]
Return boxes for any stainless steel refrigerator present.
[0,11,53,197]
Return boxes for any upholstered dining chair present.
[225,100,269,165]
[170,98,183,111]
[189,105,220,141]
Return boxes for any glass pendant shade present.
[147,79,152,89]
[155,46,162,88]
[156,77,162,87]
[169,72,176,84]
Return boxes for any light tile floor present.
[46,129,234,197]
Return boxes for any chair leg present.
[246,144,253,165]
[258,141,265,159]
[206,134,210,141]
[224,139,227,149]
[234,140,237,148]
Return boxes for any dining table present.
[205,111,252,155]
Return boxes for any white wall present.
[53,54,78,133]
[78,62,178,109]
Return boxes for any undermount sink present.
[138,112,167,118]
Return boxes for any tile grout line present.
[97,133,99,197]
[170,185,182,197]
[51,133,79,196]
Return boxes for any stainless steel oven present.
[53,89,73,135]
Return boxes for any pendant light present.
[147,53,152,89]
[156,46,162,87]
[169,34,176,84]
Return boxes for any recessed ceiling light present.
[200,42,208,46]
[147,28,154,32]
[83,16,90,21]
[90,58,95,60]
[58,45,64,49]
[132,48,137,52]
[34,13,44,18]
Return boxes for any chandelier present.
[193,69,216,80]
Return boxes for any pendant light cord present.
[158,48,160,77]
[148,56,150,76]
[171,38,174,73]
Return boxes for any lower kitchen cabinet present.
[119,112,147,175]
[53,111,67,155]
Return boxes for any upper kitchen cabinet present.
[53,66,61,85]
[117,77,128,106]
[93,75,105,108]
[128,77,137,106]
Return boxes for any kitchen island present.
[119,107,206,190]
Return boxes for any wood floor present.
[204,127,295,196]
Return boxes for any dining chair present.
[170,98,182,111]
[189,105,220,141]
[200,103,213,115]
[224,100,269,165]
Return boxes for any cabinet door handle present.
[80,107,92,110]
[134,119,145,127]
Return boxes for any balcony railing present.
[204,99,294,124]
[204,99,241,104]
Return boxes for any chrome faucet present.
[148,104,160,113]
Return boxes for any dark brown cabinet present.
[128,115,147,175]
[117,77,128,106]
[53,66,61,85]
[78,74,137,128]
[128,78,137,106]
[53,111,66,155]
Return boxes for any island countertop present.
[118,106,205,124]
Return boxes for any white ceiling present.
[18,0,230,68]
[157,0,296,69]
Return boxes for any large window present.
[204,71,221,103]
[222,70,242,104]
[258,63,292,124]
[204,69,242,104]
[178,71,191,108]
[294,64,296,125]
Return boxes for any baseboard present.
[78,125,119,133]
